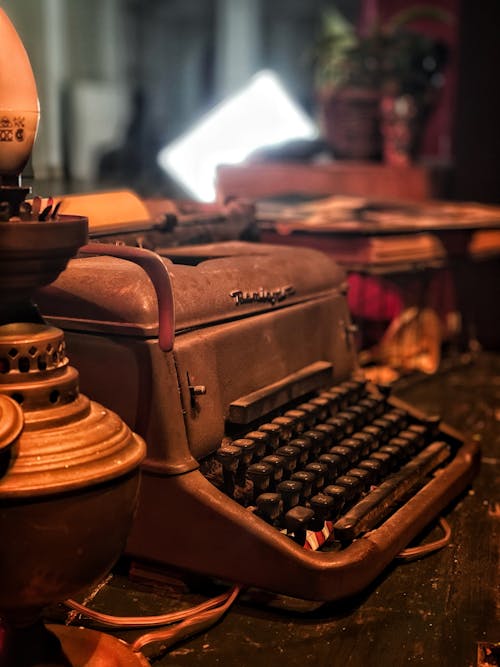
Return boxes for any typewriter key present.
[246,462,274,497]
[309,493,336,530]
[276,479,303,510]
[312,423,336,448]
[304,461,328,491]
[308,396,330,421]
[284,409,308,433]
[284,505,314,544]
[329,445,355,470]
[318,453,341,482]
[335,474,363,503]
[255,493,283,524]
[244,431,270,457]
[323,484,348,512]
[290,470,316,500]
[357,458,384,484]
[275,445,300,475]
[303,429,326,457]
[398,429,423,453]
[259,423,281,450]
[289,436,312,465]
[261,454,285,486]
[346,467,372,492]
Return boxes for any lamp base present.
[0,622,149,667]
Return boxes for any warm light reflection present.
[0,8,39,179]
[157,70,318,201]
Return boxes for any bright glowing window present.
[157,70,318,202]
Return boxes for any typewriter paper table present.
[58,353,499,667]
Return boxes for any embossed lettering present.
[230,285,295,306]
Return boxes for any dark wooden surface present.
[59,353,499,666]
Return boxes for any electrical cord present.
[396,517,452,561]
[65,584,241,654]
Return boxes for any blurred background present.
[3,0,500,203]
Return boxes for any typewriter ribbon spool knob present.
[0,7,147,666]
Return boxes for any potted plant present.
[314,5,450,163]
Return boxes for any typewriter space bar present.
[333,441,451,542]
[228,361,333,424]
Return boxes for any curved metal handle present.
[79,243,175,352]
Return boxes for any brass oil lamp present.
[0,8,147,666]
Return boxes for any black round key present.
[261,454,285,485]
[309,493,336,530]
[358,397,381,421]
[313,422,336,448]
[392,407,410,428]
[272,416,295,441]
[284,505,314,543]
[362,425,383,451]
[326,416,349,441]
[335,474,363,502]
[326,385,350,410]
[291,470,316,500]
[289,436,312,465]
[368,451,392,476]
[398,429,423,453]
[215,444,242,471]
[341,379,366,402]
[346,467,373,491]
[382,411,405,436]
[244,431,270,457]
[357,458,384,484]
[336,411,358,435]
[308,396,330,422]
[380,442,408,463]
[372,418,393,444]
[304,461,328,491]
[318,453,341,482]
[256,492,283,524]
[232,438,256,465]
[215,444,241,495]
[323,484,348,512]
[329,445,356,470]
[378,444,403,469]
[407,423,427,445]
[275,445,300,475]
[338,438,364,463]
[277,479,303,510]
[351,431,373,457]
[246,462,274,496]
[389,436,414,460]
[296,402,320,427]
[303,429,326,457]
[424,415,441,439]
[259,423,282,450]
[343,405,367,431]
[320,390,342,415]
[284,409,307,433]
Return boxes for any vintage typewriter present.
[35,193,480,602]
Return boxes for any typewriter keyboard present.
[202,380,452,550]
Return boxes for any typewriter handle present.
[79,243,174,352]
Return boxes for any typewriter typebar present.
[36,241,480,601]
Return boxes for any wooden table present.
[53,353,499,667]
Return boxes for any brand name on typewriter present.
[230,285,295,306]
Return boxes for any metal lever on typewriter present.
[79,243,175,352]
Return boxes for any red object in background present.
[358,0,459,163]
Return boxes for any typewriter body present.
[36,196,479,602]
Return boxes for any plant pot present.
[318,87,382,160]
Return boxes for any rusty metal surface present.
[64,353,499,667]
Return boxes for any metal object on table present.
[0,7,147,666]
